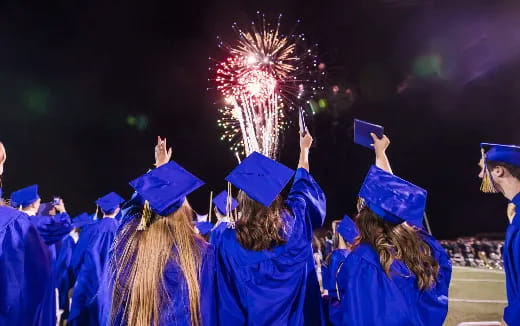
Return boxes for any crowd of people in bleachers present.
[440,238,504,269]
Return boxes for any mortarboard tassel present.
[480,149,499,193]
[137,200,153,231]
[508,203,516,224]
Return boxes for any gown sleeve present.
[286,168,326,241]
[30,213,73,245]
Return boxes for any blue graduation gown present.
[214,168,326,326]
[0,206,54,325]
[323,249,350,326]
[323,249,350,296]
[335,231,451,326]
[504,192,520,324]
[68,218,120,326]
[209,221,228,245]
[29,212,73,246]
[55,233,78,311]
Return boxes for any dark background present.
[1,0,519,239]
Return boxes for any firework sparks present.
[212,13,321,158]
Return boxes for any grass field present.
[445,266,506,326]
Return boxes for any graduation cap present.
[354,119,384,149]
[359,165,426,226]
[225,151,294,207]
[130,160,204,218]
[37,203,54,216]
[196,221,214,236]
[96,192,125,215]
[10,184,40,208]
[336,215,359,244]
[212,190,239,215]
[72,212,95,228]
[480,143,520,193]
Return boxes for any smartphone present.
[52,197,61,206]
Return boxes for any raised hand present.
[154,136,172,168]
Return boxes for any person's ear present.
[492,165,506,178]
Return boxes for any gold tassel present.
[480,149,499,193]
[137,200,153,231]
[508,203,516,224]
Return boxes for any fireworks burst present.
[212,12,322,159]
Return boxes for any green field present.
[445,266,506,326]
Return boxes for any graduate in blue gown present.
[479,143,520,324]
[214,131,327,326]
[55,212,95,324]
[0,142,55,325]
[209,190,238,245]
[106,136,216,326]
[335,165,451,326]
[10,184,73,325]
[322,215,358,325]
[11,185,73,249]
[68,193,124,325]
[196,221,214,240]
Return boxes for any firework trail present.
[212,12,321,159]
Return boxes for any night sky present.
[1,0,520,239]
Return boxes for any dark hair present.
[487,161,520,180]
[235,191,287,251]
[353,207,439,290]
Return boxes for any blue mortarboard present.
[225,151,295,207]
[11,185,40,208]
[96,192,125,214]
[359,165,426,226]
[354,119,384,149]
[481,143,520,167]
[196,221,214,236]
[480,143,520,193]
[212,190,239,215]
[72,212,95,228]
[37,203,54,216]
[130,161,204,216]
[336,215,359,244]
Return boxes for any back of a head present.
[235,191,286,251]
[354,207,440,290]
[111,201,204,326]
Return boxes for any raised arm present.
[298,132,312,171]
[288,131,326,235]
[371,133,393,174]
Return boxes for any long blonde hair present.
[110,201,204,326]
[354,207,439,290]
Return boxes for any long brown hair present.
[110,201,204,326]
[235,191,287,251]
[354,207,439,290]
